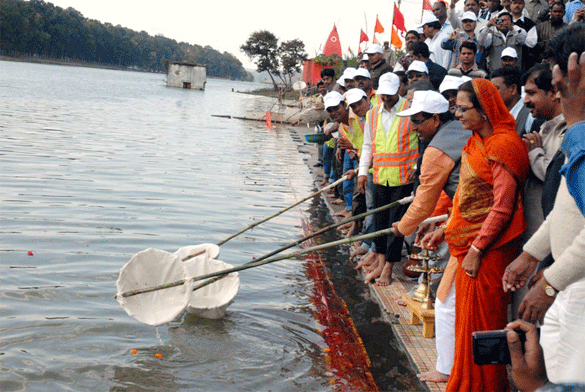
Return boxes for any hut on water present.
[166,61,206,90]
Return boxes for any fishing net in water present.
[116,248,195,326]
[116,245,239,326]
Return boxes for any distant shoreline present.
[0,55,161,73]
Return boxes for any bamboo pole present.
[115,214,448,299]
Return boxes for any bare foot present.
[365,260,385,284]
[320,178,328,186]
[337,221,353,231]
[417,370,449,383]
[344,222,358,238]
[332,199,345,205]
[396,299,407,307]
[350,246,367,261]
[325,194,336,199]
[363,257,381,273]
[375,262,393,286]
[355,251,376,270]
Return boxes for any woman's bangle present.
[470,245,482,254]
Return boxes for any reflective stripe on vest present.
[339,115,365,157]
[370,100,419,186]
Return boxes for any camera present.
[496,19,504,25]
[472,329,526,365]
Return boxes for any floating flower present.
[130,349,137,354]
[27,251,34,256]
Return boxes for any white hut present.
[166,61,206,90]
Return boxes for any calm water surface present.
[0,61,333,391]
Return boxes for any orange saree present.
[444,79,529,392]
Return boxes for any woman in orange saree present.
[425,79,529,391]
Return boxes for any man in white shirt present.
[420,13,452,69]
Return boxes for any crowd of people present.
[306,6,585,391]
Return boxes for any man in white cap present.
[354,68,381,107]
[441,11,480,69]
[324,91,351,214]
[356,74,419,286]
[338,88,370,237]
[334,88,368,222]
[501,46,520,68]
[365,44,393,90]
[408,42,448,90]
[439,75,471,114]
[342,68,357,90]
[393,90,469,383]
[420,13,452,69]
[406,60,431,86]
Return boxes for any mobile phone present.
[472,329,526,365]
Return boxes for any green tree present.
[278,39,306,89]
[240,30,280,90]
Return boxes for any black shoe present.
[313,163,323,167]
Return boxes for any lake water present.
[0,61,421,392]
[0,61,337,391]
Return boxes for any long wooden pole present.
[115,214,448,299]
[188,195,414,292]
[215,174,348,247]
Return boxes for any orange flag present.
[374,16,385,34]
[266,111,273,129]
[391,26,403,49]
[323,24,342,57]
[423,0,433,11]
[373,36,379,44]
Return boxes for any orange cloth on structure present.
[442,79,529,392]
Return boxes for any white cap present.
[379,72,396,85]
[365,44,383,54]
[461,11,478,21]
[361,54,370,61]
[337,77,345,88]
[416,26,424,35]
[323,91,345,110]
[501,47,518,59]
[406,60,429,74]
[418,12,440,28]
[397,90,450,116]
[345,88,367,105]
[377,75,400,96]
[342,67,356,80]
[354,68,372,79]
[439,75,466,93]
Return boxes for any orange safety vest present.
[368,99,419,186]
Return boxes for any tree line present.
[0,0,250,80]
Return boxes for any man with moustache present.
[356,74,418,286]
[441,11,480,69]
[433,1,454,34]
[365,44,393,89]
[354,68,380,107]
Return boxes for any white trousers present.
[435,284,456,375]
[541,279,585,384]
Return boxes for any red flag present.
[323,24,343,57]
[391,26,403,49]
[374,16,385,34]
[393,4,407,32]
[266,111,273,129]
[359,29,369,43]
[423,0,433,11]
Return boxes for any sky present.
[45,0,429,69]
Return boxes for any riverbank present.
[283,123,446,392]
